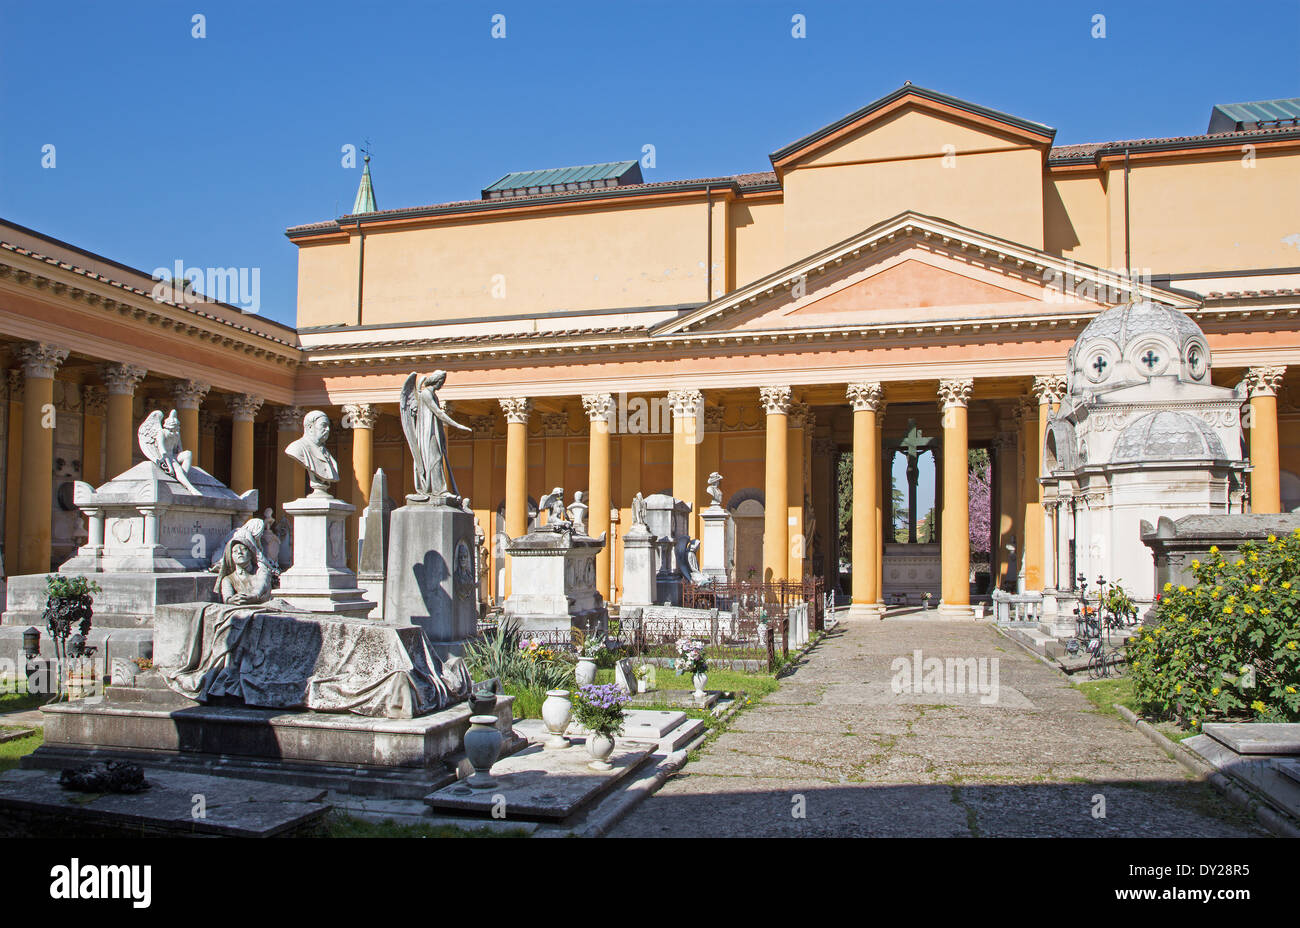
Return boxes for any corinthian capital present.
[938,379,973,409]
[342,403,380,430]
[499,397,531,425]
[13,342,69,380]
[539,412,569,437]
[759,385,792,416]
[846,382,884,413]
[82,386,108,417]
[1032,375,1067,405]
[229,394,265,423]
[1244,366,1286,397]
[171,379,211,410]
[667,389,704,419]
[99,362,147,396]
[581,392,615,423]
[274,406,304,432]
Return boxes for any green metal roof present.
[483,160,641,195]
[352,156,377,214]
[1209,98,1300,133]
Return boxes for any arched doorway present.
[727,490,764,582]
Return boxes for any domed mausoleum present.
[1038,301,1248,631]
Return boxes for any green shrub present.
[462,619,574,692]
[1129,533,1300,727]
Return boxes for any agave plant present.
[464,619,574,691]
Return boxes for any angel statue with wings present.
[400,371,470,503]
[138,409,199,494]
[538,487,572,533]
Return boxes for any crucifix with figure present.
[897,419,938,543]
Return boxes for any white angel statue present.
[538,487,571,533]
[138,409,199,494]
[399,370,470,503]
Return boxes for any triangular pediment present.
[770,84,1056,177]
[652,212,1199,337]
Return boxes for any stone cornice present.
[0,244,300,367]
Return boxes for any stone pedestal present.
[276,494,375,618]
[503,529,607,636]
[384,500,478,658]
[621,525,658,606]
[699,505,731,584]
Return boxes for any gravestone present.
[357,469,396,619]
[614,657,637,695]
[503,526,607,637]
[385,499,478,659]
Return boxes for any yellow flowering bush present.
[1130,534,1300,724]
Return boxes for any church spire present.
[352,151,377,214]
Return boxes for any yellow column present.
[274,406,304,513]
[500,398,531,596]
[197,415,216,475]
[786,403,808,581]
[847,384,883,618]
[1025,376,1064,590]
[81,386,106,488]
[669,389,703,537]
[938,379,973,617]
[171,379,210,459]
[100,363,146,479]
[5,371,24,568]
[16,342,69,576]
[994,425,1019,591]
[617,432,642,598]
[582,393,614,599]
[1245,367,1285,514]
[470,415,496,603]
[230,394,264,495]
[342,404,378,569]
[875,399,886,607]
[760,386,791,582]
[541,411,567,508]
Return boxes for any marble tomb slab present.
[424,740,654,822]
[1202,722,1300,755]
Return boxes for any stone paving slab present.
[1203,722,1300,755]
[612,618,1268,837]
[0,767,331,837]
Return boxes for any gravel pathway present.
[611,617,1268,837]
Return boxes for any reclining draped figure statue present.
[158,518,470,719]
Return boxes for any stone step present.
[1202,722,1300,756]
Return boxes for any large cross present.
[896,420,937,544]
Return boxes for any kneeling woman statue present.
[214,524,273,606]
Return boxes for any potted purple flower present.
[573,682,629,770]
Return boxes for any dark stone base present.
[25,692,518,798]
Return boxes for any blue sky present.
[1,0,1296,326]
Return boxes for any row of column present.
[3,340,299,576]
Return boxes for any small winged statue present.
[399,371,470,503]
[138,410,199,494]
[538,487,572,533]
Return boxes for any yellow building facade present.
[3,85,1299,617]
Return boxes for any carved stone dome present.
[1111,410,1226,463]
[1068,301,1211,395]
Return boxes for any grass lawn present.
[0,729,43,773]
[593,665,780,699]
[1073,676,1200,742]
[0,677,50,715]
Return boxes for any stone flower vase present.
[692,672,708,698]
[541,689,572,750]
[575,657,598,686]
[586,732,615,771]
[463,715,503,789]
